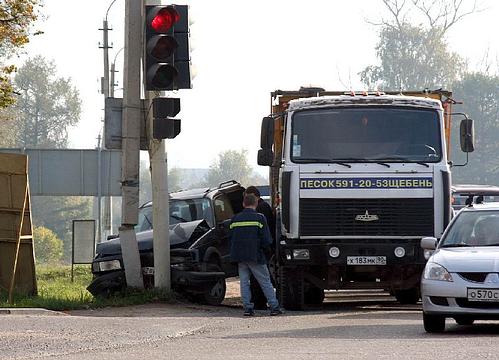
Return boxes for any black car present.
[87,180,244,305]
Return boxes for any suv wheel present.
[278,266,304,310]
[199,263,226,306]
[423,313,446,333]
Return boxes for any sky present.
[18,0,499,173]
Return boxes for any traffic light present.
[144,5,191,91]
[152,98,181,139]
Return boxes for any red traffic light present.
[150,6,179,32]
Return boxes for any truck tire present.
[304,285,325,306]
[423,313,445,333]
[199,264,226,306]
[278,266,304,310]
[394,288,420,304]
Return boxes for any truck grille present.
[299,198,434,236]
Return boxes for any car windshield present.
[135,198,214,232]
[291,107,441,163]
[440,210,499,247]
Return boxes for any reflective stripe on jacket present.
[229,208,272,264]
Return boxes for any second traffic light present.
[145,5,191,91]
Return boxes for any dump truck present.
[257,88,475,309]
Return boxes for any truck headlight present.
[329,247,340,258]
[97,260,121,272]
[292,249,310,260]
[423,262,453,282]
[394,247,405,258]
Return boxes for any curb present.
[0,308,67,316]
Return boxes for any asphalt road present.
[1,291,499,360]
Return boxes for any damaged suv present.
[87,180,244,305]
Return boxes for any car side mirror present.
[421,237,437,250]
[460,119,475,153]
[257,148,274,166]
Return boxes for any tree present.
[0,0,39,108]
[360,24,464,90]
[13,56,81,148]
[0,107,16,146]
[33,226,64,264]
[204,150,253,187]
[32,196,92,262]
[360,0,477,90]
[451,72,499,184]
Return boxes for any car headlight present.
[423,262,453,282]
[97,260,122,272]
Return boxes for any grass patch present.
[0,265,176,311]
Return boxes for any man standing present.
[229,194,282,316]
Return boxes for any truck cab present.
[258,89,475,309]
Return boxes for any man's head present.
[244,186,261,199]
[243,194,258,209]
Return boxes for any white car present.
[421,203,499,333]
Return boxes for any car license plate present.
[467,288,499,302]
[142,267,154,275]
[347,256,386,265]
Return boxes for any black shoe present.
[270,308,283,316]
[243,309,255,316]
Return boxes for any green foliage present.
[204,149,253,187]
[360,23,464,90]
[451,72,499,184]
[13,55,81,148]
[0,265,176,310]
[33,226,63,264]
[0,0,39,108]
[31,196,92,262]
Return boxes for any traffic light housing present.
[152,98,181,139]
[145,5,191,91]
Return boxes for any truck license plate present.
[467,288,499,302]
[347,256,386,265]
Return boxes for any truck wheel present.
[394,288,420,304]
[304,285,324,306]
[454,317,474,326]
[278,266,304,310]
[250,276,268,310]
[199,264,226,306]
[423,313,445,333]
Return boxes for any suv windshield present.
[291,107,441,163]
[135,198,214,232]
[440,211,499,247]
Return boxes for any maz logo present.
[355,210,379,222]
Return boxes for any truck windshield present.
[291,107,441,163]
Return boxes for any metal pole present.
[110,62,115,98]
[119,0,143,288]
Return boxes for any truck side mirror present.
[257,149,273,166]
[260,117,274,150]
[460,119,475,153]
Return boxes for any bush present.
[34,226,63,264]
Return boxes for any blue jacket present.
[229,208,272,264]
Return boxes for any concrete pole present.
[110,63,115,98]
[119,0,143,288]
[97,135,102,244]
[149,121,170,289]
[101,20,110,98]
[144,0,170,290]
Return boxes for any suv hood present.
[432,247,499,272]
[96,220,210,256]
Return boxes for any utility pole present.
[119,0,143,288]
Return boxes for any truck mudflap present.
[87,268,225,297]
